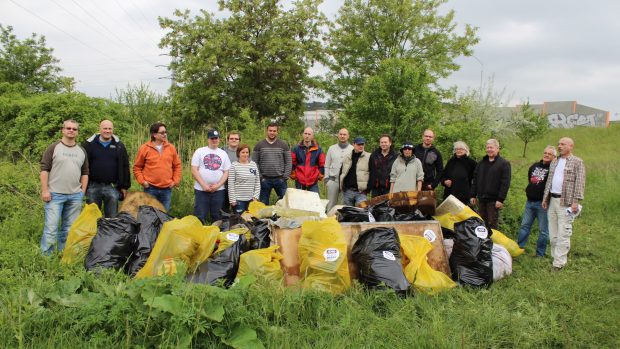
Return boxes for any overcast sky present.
[2,0,619,119]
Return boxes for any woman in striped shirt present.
[228,144,261,214]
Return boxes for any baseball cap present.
[207,129,220,139]
[353,136,366,145]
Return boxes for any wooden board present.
[273,221,450,286]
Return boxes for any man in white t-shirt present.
[191,129,231,223]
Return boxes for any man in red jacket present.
[290,127,325,193]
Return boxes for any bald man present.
[325,128,353,211]
[542,137,586,271]
[82,119,130,217]
[290,127,325,193]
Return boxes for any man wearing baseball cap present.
[339,136,371,206]
[190,129,231,223]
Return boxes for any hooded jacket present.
[390,154,424,193]
[133,140,182,188]
[82,134,130,190]
[290,140,325,186]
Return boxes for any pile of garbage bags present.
[63,204,281,287]
[62,191,525,295]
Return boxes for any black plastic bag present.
[394,209,427,221]
[369,201,396,222]
[351,227,410,295]
[205,234,250,287]
[249,218,271,250]
[85,212,139,272]
[216,211,248,232]
[337,206,373,222]
[126,205,173,277]
[449,217,493,288]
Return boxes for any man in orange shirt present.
[133,122,182,211]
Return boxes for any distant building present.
[526,101,610,128]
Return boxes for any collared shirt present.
[543,155,586,207]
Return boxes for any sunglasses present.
[157,131,167,135]
[64,127,79,131]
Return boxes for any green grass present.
[0,126,618,348]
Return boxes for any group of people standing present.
[39,119,585,270]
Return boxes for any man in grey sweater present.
[325,128,353,212]
[252,122,292,205]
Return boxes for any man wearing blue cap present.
[191,129,231,223]
[339,137,370,206]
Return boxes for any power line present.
[7,0,119,62]
[68,0,159,67]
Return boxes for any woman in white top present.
[228,144,261,214]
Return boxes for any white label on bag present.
[475,226,488,239]
[226,233,240,242]
[323,248,340,262]
[423,230,437,242]
[383,251,396,261]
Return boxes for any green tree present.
[0,25,73,94]
[512,101,550,157]
[339,58,441,148]
[326,0,478,104]
[0,92,124,160]
[159,0,326,126]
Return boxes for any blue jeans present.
[86,182,119,218]
[41,192,83,255]
[259,178,287,205]
[343,189,368,206]
[144,186,172,212]
[194,189,225,224]
[517,200,549,256]
[232,200,251,214]
[295,181,319,193]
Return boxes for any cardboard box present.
[273,221,450,286]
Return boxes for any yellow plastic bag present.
[61,203,102,264]
[299,218,350,294]
[491,229,524,257]
[237,245,283,281]
[433,205,481,231]
[248,201,267,217]
[135,216,219,278]
[400,235,456,294]
[215,227,251,253]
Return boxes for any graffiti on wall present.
[547,113,604,128]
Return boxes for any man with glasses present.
[133,122,182,211]
[517,146,556,257]
[81,120,130,218]
[39,119,89,255]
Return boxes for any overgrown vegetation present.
[0,126,618,348]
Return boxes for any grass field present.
[0,126,618,348]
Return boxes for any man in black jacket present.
[82,120,130,217]
[471,139,511,229]
[368,134,397,196]
[517,146,555,256]
[414,129,443,190]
